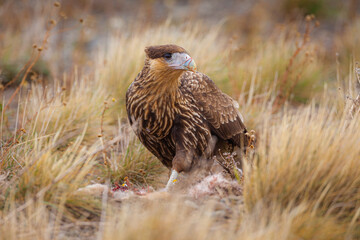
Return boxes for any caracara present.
[126,44,248,190]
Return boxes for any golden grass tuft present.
[244,105,360,235]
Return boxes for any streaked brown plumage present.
[126,44,248,188]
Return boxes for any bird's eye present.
[164,53,172,60]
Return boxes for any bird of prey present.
[126,44,248,190]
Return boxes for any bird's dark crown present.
[145,44,188,59]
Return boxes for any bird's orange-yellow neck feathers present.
[146,58,183,95]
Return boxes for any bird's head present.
[144,45,197,78]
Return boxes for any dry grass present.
[0,0,359,239]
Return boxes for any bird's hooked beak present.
[168,53,197,72]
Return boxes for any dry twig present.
[348,62,360,119]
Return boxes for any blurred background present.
[0,0,358,89]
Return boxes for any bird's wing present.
[179,72,248,147]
